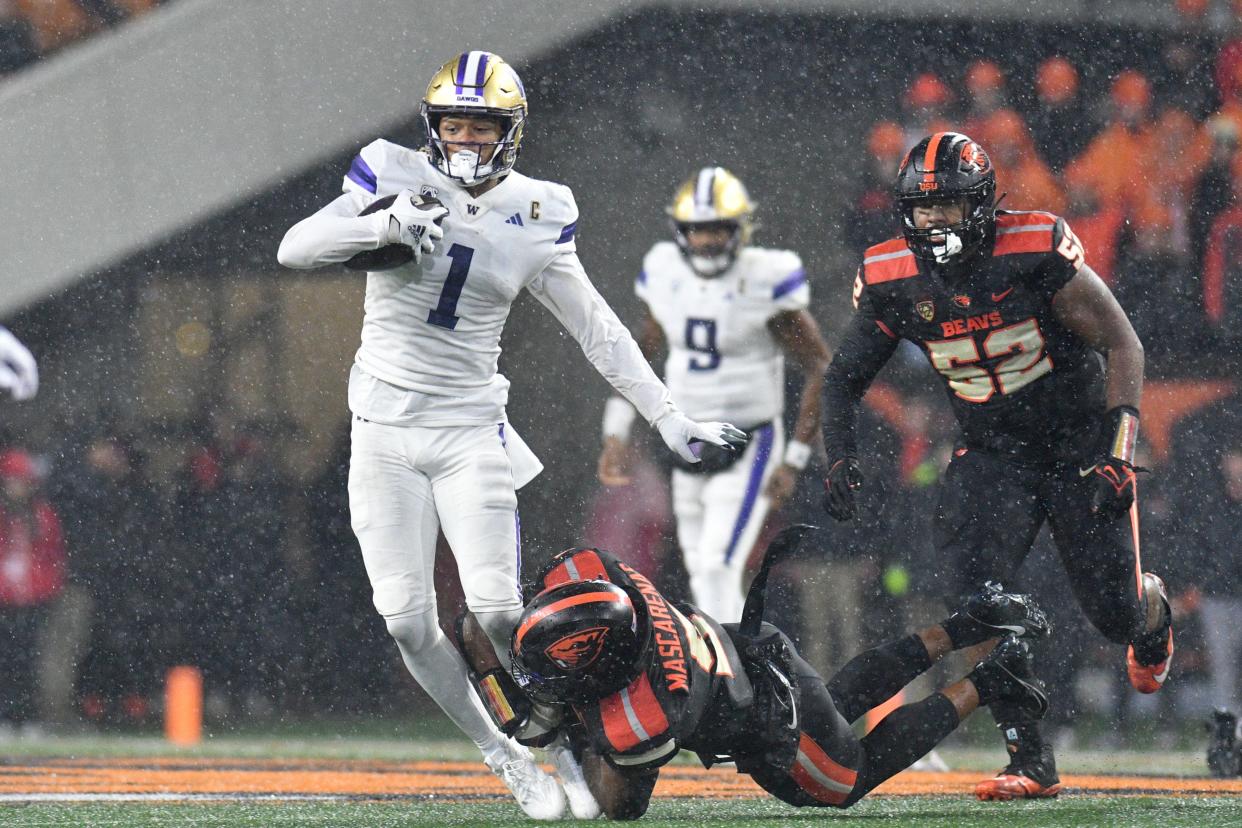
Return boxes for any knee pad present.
[473,607,523,662]
[384,608,442,657]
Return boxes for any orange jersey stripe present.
[514,591,629,651]
[863,240,918,285]
[600,674,669,752]
[992,226,1054,256]
[543,550,609,589]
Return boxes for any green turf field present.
[3,796,1242,827]
[3,718,1241,826]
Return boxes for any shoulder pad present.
[346,139,422,196]
[861,237,917,285]
[597,672,672,753]
[992,210,1059,257]
[640,242,681,284]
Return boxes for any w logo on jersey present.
[545,626,608,670]
[505,213,524,227]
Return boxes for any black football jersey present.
[844,210,1105,460]
[536,548,750,771]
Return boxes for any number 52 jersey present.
[848,210,1105,459]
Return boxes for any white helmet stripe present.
[695,167,717,210]
[456,50,489,95]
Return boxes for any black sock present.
[941,612,991,650]
[992,720,1057,781]
[847,693,960,804]
[827,634,932,724]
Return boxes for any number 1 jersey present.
[848,210,1105,460]
[342,140,580,425]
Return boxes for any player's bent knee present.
[473,606,523,655]
[384,608,442,656]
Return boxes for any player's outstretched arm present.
[598,312,668,486]
[277,191,390,269]
[530,253,746,464]
[768,309,831,508]
[0,326,37,401]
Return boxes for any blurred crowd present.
[0,0,165,75]
[0,418,403,735]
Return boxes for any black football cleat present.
[970,636,1050,722]
[947,582,1051,648]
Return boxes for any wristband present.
[602,396,638,441]
[783,440,812,471]
[1102,405,1140,465]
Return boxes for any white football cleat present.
[486,739,566,821]
[547,734,601,819]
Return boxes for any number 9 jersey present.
[840,210,1104,461]
[637,241,808,426]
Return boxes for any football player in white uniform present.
[277,52,745,821]
[597,168,830,622]
[0,326,37,401]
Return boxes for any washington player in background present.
[822,131,1173,800]
[487,536,1050,819]
[277,51,745,821]
[597,168,829,621]
[0,327,37,402]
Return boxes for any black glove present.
[823,458,863,522]
[1083,405,1141,521]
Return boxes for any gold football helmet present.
[667,167,755,277]
[421,51,527,186]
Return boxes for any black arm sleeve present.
[822,313,900,461]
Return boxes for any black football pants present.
[742,626,959,809]
[932,447,1147,646]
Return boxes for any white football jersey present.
[278,139,674,429]
[637,242,808,426]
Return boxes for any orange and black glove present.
[1082,405,1141,521]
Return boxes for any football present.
[344,193,444,271]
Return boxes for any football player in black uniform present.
[821,131,1174,800]
[459,533,1051,819]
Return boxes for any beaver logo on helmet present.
[960,141,991,174]
[546,626,609,670]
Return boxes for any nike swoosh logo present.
[992,288,1014,302]
[1078,465,1097,478]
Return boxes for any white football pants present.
[671,421,783,622]
[349,417,524,619]
[349,416,526,758]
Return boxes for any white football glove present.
[0,326,37,401]
[384,188,449,260]
[652,409,747,464]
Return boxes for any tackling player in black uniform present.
[821,131,1174,800]
[458,529,1052,820]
